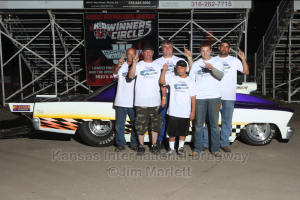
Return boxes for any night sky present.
[248,0,282,54]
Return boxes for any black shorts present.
[167,116,190,137]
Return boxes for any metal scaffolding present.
[0,1,250,106]
[255,0,300,103]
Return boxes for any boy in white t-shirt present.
[189,41,224,157]
[128,42,162,156]
[159,60,196,157]
[113,48,138,152]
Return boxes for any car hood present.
[236,93,276,106]
[235,93,293,112]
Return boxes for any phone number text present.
[191,1,232,8]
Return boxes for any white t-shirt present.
[189,57,224,99]
[154,55,185,79]
[114,62,135,107]
[165,76,197,118]
[216,55,243,100]
[134,60,161,107]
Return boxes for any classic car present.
[7,82,294,147]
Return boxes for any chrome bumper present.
[32,117,40,130]
[286,127,294,139]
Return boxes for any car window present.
[87,82,117,102]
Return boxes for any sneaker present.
[177,147,186,157]
[189,151,200,157]
[213,151,222,157]
[115,145,125,152]
[129,146,138,151]
[156,141,164,150]
[136,146,145,156]
[202,146,209,152]
[221,146,231,153]
[150,144,160,155]
[162,149,175,157]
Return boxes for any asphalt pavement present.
[0,103,299,200]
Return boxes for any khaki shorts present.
[135,106,162,135]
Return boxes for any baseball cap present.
[142,42,154,51]
[176,60,188,67]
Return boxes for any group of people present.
[113,39,249,157]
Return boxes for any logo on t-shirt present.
[122,72,128,77]
[140,67,158,77]
[197,68,210,76]
[174,81,189,92]
[223,62,231,71]
[167,63,175,72]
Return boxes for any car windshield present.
[87,82,117,102]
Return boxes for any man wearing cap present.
[159,60,196,157]
[128,42,162,155]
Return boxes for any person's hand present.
[132,53,139,64]
[203,61,213,70]
[163,61,169,71]
[238,48,246,61]
[118,54,125,66]
[184,46,192,59]
[190,111,195,121]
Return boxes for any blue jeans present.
[194,98,221,153]
[203,125,209,148]
[220,100,235,147]
[115,106,137,148]
[158,92,169,142]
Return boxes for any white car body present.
[8,82,294,145]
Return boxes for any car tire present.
[78,120,115,147]
[240,123,273,146]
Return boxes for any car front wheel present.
[78,120,115,147]
[240,123,273,146]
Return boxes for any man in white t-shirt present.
[113,48,138,151]
[159,60,196,157]
[189,41,224,157]
[154,40,193,147]
[214,41,249,152]
[128,42,162,156]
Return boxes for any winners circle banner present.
[84,13,158,86]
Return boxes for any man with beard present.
[211,41,249,152]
